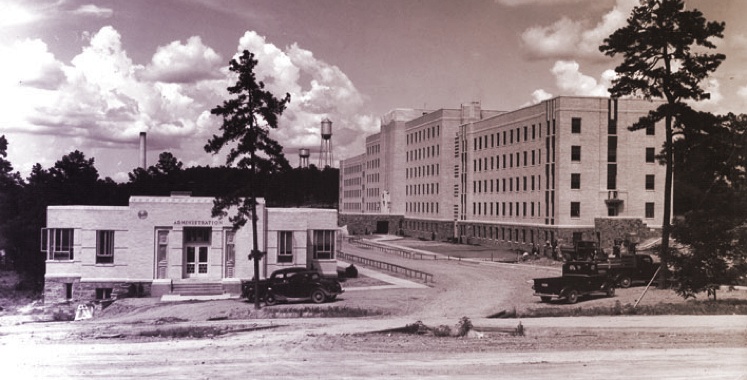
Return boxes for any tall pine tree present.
[600,0,725,287]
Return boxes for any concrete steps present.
[172,282,224,296]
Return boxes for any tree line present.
[0,140,338,282]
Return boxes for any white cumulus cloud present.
[235,31,376,164]
[0,26,375,177]
[142,36,223,83]
[521,0,637,60]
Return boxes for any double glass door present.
[184,228,211,278]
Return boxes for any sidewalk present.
[338,260,429,291]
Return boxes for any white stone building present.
[42,193,339,303]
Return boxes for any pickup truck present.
[532,261,616,304]
[597,254,660,288]
[242,267,344,305]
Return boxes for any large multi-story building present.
[340,96,667,250]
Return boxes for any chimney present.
[139,132,147,169]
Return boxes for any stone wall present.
[338,214,405,236]
[594,218,660,248]
[402,219,454,241]
[43,276,152,304]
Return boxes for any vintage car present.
[242,267,344,305]
[532,261,616,304]
[597,254,660,288]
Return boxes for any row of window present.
[343,177,361,186]
[366,173,380,183]
[342,189,361,198]
[473,201,541,218]
[407,144,441,162]
[406,202,440,214]
[342,202,361,211]
[406,182,440,196]
[343,164,362,175]
[42,228,337,263]
[366,158,380,170]
[472,201,656,219]
[366,202,381,212]
[473,149,542,172]
[366,144,380,155]
[407,125,441,145]
[406,163,440,179]
[473,175,542,193]
[473,124,541,151]
[570,173,656,190]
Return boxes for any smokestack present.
[139,132,147,169]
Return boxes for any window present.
[571,117,581,133]
[608,164,617,190]
[96,230,114,264]
[571,146,581,161]
[570,202,580,218]
[571,173,581,189]
[96,288,112,300]
[646,147,656,163]
[312,230,335,260]
[278,231,293,263]
[608,136,617,162]
[646,123,655,135]
[645,202,655,218]
[41,228,74,261]
[225,230,236,263]
[157,230,169,263]
[645,174,655,190]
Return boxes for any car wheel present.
[264,293,277,306]
[606,286,616,297]
[565,289,579,304]
[311,289,326,304]
[618,276,632,288]
[540,296,552,303]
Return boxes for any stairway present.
[171,282,224,296]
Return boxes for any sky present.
[1,0,746,182]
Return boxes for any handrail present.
[338,251,434,283]
[347,237,438,260]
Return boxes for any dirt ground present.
[1,237,747,379]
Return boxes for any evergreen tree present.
[205,50,291,308]
[600,0,725,287]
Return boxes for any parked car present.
[242,267,344,305]
[597,254,660,288]
[532,261,616,304]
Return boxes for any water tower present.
[318,118,333,168]
[299,148,310,168]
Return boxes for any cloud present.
[520,0,637,60]
[527,60,614,103]
[235,31,376,163]
[142,36,223,83]
[0,1,41,27]
[72,4,114,18]
[0,26,375,177]
[552,60,614,96]
[530,89,554,105]
[738,86,747,102]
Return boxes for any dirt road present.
[2,237,746,379]
[2,315,746,379]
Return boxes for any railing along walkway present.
[338,251,434,284]
[348,237,438,260]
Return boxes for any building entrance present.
[184,227,211,278]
